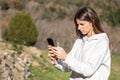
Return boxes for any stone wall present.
[0,42,41,80]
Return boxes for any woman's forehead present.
[76,19,89,23]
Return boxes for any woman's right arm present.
[48,45,71,72]
[54,59,71,72]
[48,39,79,72]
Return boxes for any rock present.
[12,68,25,80]
[32,60,40,67]
[28,46,41,58]
[24,67,31,79]
[0,41,41,80]
[14,62,24,72]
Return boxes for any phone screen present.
[47,38,55,46]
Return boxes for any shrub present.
[100,0,120,27]
[41,5,67,20]
[4,12,38,46]
[9,0,26,10]
[107,8,120,27]
[0,0,9,10]
[12,43,24,54]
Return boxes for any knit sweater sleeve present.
[54,39,80,72]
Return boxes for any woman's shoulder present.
[75,37,83,42]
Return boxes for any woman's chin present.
[81,32,86,35]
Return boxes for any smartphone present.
[47,38,55,46]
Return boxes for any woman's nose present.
[78,25,82,30]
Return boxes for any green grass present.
[30,50,120,80]
[109,55,120,80]
[30,50,70,80]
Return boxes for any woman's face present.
[76,19,95,37]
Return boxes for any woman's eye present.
[78,23,84,25]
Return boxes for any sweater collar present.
[83,33,108,41]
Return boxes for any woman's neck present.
[87,30,95,37]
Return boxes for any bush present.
[0,0,9,10]
[12,0,25,10]
[41,5,67,20]
[9,0,26,10]
[101,7,120,27]
[4,12,38,46]
[107,8,120,27]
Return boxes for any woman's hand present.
[53,47,67,60]
[48,45,58,64]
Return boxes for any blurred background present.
[0,0,120,80]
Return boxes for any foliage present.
[10,0,26,10]
[12,43,24,54]
[41,5,67,20]
[38,0,120,26]
[4,12,38,46]
[36,0,51,4]
[0,0,26,10]
[101,7,120,27]
[0,0,9,10]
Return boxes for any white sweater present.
[54,33,111,80]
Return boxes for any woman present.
[48,6,111,80]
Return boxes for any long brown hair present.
[74,6,104,38]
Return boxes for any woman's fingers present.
[48,45,53,50]
[51,47,67,60]
[48,46,67,59]
[48,46,58,64]
[48,52,55,57]
[48,53,58,64]
[49,50,54,53]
